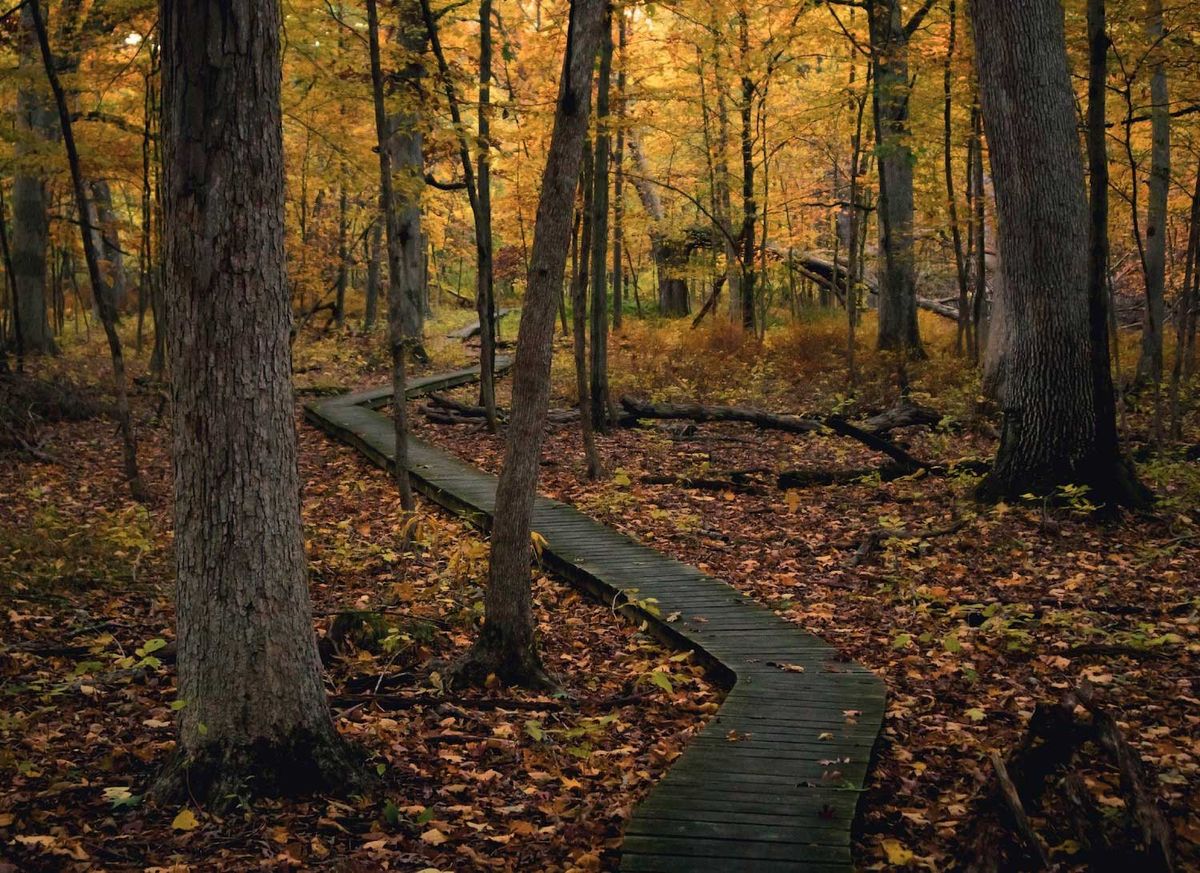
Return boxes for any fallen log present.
[619,395,928,471]
[859,399,942,434]
[777,464,910,489]
[641,471,763,495]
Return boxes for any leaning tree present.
[969,0,1148,508]
[454,0,606,686]
[156,0,360,802]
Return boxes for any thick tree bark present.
[969,0,1147,507]
[457,0,604,686]
[1137,0,1169,384]
[869,0,925,357]
[11,4,56,354]
[368,0,416,511]
[157,0,359,803]
[589,9,613,431]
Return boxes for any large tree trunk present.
[457,0,604,686]
[1137,0,1169,384]
[869,0,924,356]
[157,0,358,802]
[11,4,56,354]
[969,0,1147,507]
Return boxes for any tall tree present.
[867,0,933,357]
[589,7,614,430]
[28,0,143,500]
[1136,0,1170,384]
[156,0,360,801]
[969,0,1148,508]
[369,0,418,510]
[10,3,56,354]
[455,0,605,686]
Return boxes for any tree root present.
[149,726,368,810]
[961,682,1176,872]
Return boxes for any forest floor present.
[3,308,1199,870]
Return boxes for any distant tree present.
[969,0,1149,508]
[455,0,606,686]
[156,0,360,802]
[867,0,934,357]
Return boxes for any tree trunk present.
[477,0,498,427]
[29,0,143,500]
[589,9,613,431]
[364,219,382,331]
[573,149,601,479]
[457,0,604,687]
[393,0,428,353]
[611,11,626,332]
[1168,159,1200,438]
[943,0,970,357]
[334,181,349,327]
[11,4,55,354]
[869,0,923,356]
[969,0,1148,507]
[369,0,416,511]
[157,0,359,804]
[737,4,756,333]
[88,179,128,313]
[1136,0,1169,385]
[627,133,689,316]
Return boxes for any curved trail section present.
[304,363,886,872]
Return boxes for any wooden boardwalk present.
[304,363,886,872]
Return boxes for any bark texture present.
[458,0,604,686]
[158,0,356,802]
[969,0,1146,507]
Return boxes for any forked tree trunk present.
[157,0,360,802]
[456,0,604,686]
[969,0,1148,508]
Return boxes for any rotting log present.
[619,395,927,471]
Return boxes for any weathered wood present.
[305,363,886,872]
